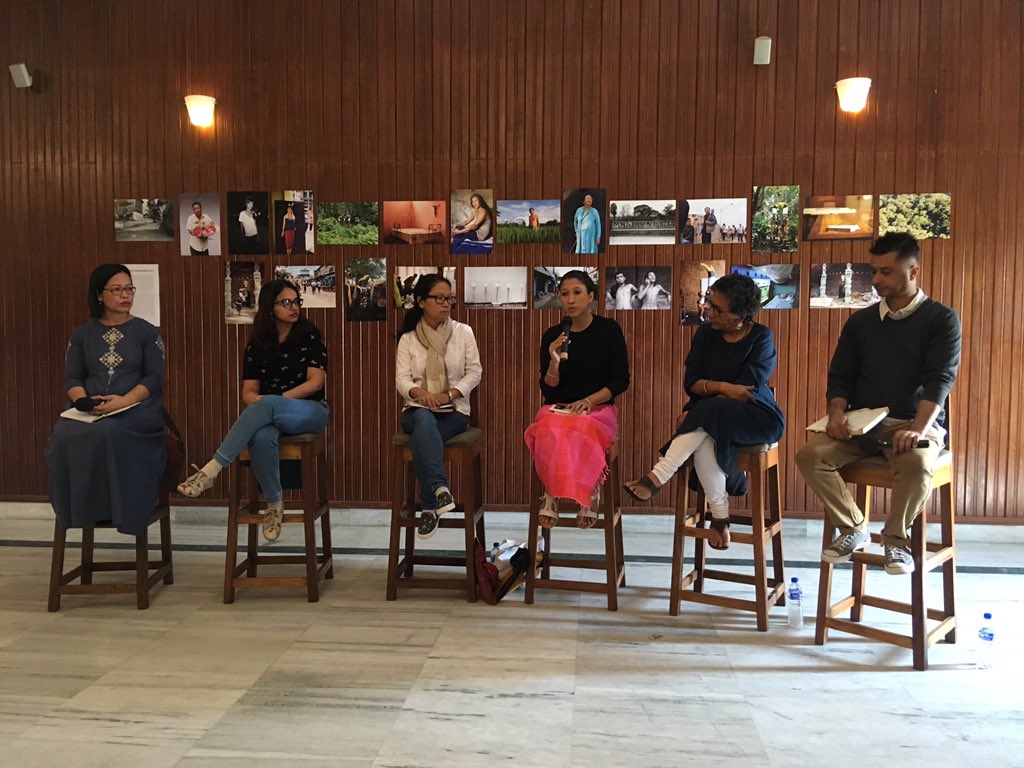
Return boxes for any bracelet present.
[701,380,711,395]
[583,398,593,409]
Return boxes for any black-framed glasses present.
[426,295,457,306]
[707,299,734,316]
[103,286,137,296]
[276,298,303,308]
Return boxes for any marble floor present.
[1,503,1023,768]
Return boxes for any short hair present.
[191,200,202,208]
[559,269,598,296]
[710,273,760,322]
[870,232,920,264]
[88,263,132,318]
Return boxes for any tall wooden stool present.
[524,448,626,611]
[224,432,333,603]
[814,450,956,671]
[669,442,786,630]
[386,427,485,601]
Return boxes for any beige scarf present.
[414,318,452,393]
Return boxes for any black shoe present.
[434,488,456,515]
[417,510,440,539]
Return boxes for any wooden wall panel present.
[1,0,1022,522]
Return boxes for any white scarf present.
[414,318,452,393]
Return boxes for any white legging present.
[650,429,729,519]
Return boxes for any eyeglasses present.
[276,298,303,308]
[426,295,457,306]
[707,300,735,316]
[103,286,137,296]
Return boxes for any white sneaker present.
[177,464,216,498]
[821,529,871,563]
[884,544,915,575]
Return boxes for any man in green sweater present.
[796,233,961,574]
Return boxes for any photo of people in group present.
[751,185,800,252]
[604,267,673,310]
[678,198,747,244]
[275,265,337,309]
[394,266,457,309]
[344,258,388,321]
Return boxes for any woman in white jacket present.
[395,274,482,538]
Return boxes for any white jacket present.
[395,320,482,417]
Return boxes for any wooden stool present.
[815,450,956,670]
[524,449,626,611]
[670,443,786,630]
[386,427,485,601]
[224,432,333,603]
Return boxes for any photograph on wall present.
[343,258,387,321]
[751,185,800,252]
[533,266,600,310]
[274,265,337,309]
[317,202,379,245]
[679,198,748,244]
[273,190,314,256]
[561,188,608,254]
[450,189,495,254]
[464,266,528,309]
[802,195,874,241]
[224,261,263,324]
[393,266,458,310]
[178,193,221,255]
[496,199,560,244]
[114,198,174,242]
[381,200,448,245]
[608,200,676,245]
[605,266,672,310]
[679,259,726,325]
[227,191,270,255]
[878,193,951,240]
[809,263,877,309]
[129,264,161,326]
[732,264,800,309]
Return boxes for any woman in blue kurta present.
[624,274,784,549]
[45,264,167,536]
[573,193,602,254]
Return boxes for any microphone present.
[558,318,572,361]
[856,435,931,456]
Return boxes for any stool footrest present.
[532,575,624,595]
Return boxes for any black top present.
[539,314,630,404]
[243,326,328,401]
[827,297,961,420]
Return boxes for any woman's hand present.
[717,383,755,402]
[565,398,593,415]
[548,334,567,364]
[415,390,449,411]
[91,395,129,414]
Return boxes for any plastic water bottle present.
[977,612,995,670]
[489,542,500,564]
[787,577,803,629]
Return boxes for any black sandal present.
[624,474,661,502]
[708,516,731,551]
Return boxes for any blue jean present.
[399,407,470,509]
[215,395,329,504]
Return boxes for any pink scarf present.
[524,404,618,506]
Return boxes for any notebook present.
[806,406,889,435]
[59,401,140,423]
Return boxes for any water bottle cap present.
[790,577,798,583]
[984,612,992,620]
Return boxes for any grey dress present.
[45,318,167,535]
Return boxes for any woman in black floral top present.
[178,279,328,541]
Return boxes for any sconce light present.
[9,63,32,88]
[753,36,772,66]
[835,77,871,113]
[184,94,216,127]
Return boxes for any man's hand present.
[891,429,925,454]
[826,411,852,440]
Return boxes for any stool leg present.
[473,451,486,551]
[404,462,417,577]
[850,485,871,622]
[768,464,785,601]
[611,473,625,588]
[940,484,957,643]
[135,529,150,610]
[81,527,95,585]
[386,449,405,601]
[749,469,769,632]
[694,489,707,593]
[159,502,174,585]
[462,449,478,603]
[246,479,260,576]
[669,468,689,616]
[48,520,67,612]
[911,513,928,671]
[224,464,240,604]
[525,465,541,604]
[318,449,334,580]
[815,520,835,645]
[302,447,320,602]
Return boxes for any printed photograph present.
[274,265,337,309]
[561,188,608,254]
[381,200,448,245]
[178,193,221,255]
[809,263,877,309]
[605,267,672,310]
[608,200,676,245]
[463,266,529,309]
[496,199,561,244]
[224,261,263,325]
[317,202,379,246]
[533,266,600,310]
[878,193,951,240]
[751,185,800,252]
[393,266,458,309]
[344,257,388,322]
[802,195,874,240]
[273,190,314,256]
[679,198,748,244]
[227,191,270,255]
[732,264,801,309]
[114,198,174,242]
[679,259,726,325]
[450,189,495,254]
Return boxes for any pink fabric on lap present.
[524,404,618,507]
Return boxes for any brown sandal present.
[577,506,599,529]
[708,516,731,550]
[624,474,661,502]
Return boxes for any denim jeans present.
[214,395,329,504]
[399,407,470,509]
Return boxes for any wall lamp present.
[835,77,871,113]
[184,94,216,127]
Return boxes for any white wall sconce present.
[9,63,32,88]
[835,77,871,113]
[184,94,216,127]
[753,36,772,65]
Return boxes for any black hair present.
[558,269,598,296]
[869,232,920,264]
[88,263,132,318]
[250,278,318,357]
[397,273,453,338]
[191,200,202,208]
[244,196,254,205]
[710,273,761,323]
[469,192,493,222]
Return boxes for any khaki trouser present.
[795,419,944,547]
